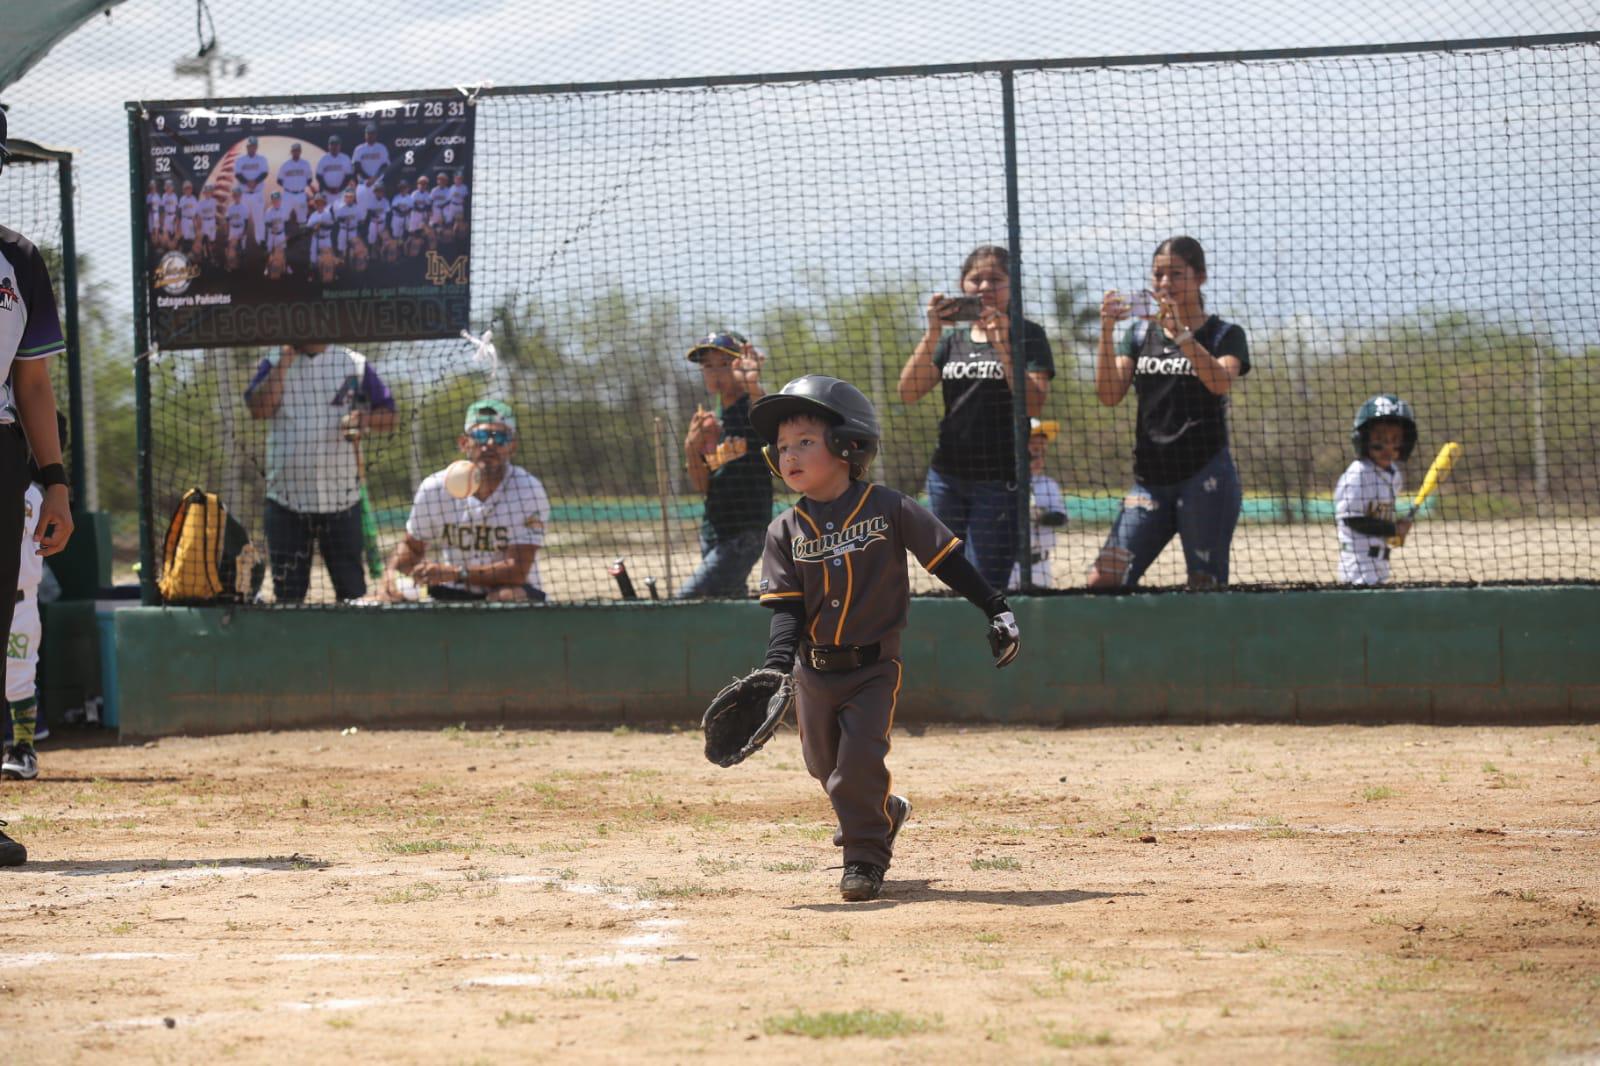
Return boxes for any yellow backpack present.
[157,488,263,605]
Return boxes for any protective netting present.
[132,38,1598,604]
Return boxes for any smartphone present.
[940,295,984,321]
[1124,289,1156,319]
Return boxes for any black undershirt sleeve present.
[763,601,805,672]
[1343,515,1398,538]
[931,551,1010,619]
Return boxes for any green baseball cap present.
[464,398,517,434]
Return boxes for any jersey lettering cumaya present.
[759,482,960,655]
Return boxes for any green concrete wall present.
[111,587,1600,738]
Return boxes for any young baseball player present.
[262,190,291,276]
[177,180,199,247]
[145,179,162,247]
[390,179,412,242]
[195,183,219,261]
[2,477,50,781]
[749,375,1020,902]
[430,171,451,228]
[224,186,248,270]
[1008,418,1068,591]
[159,179,179,247]
[1335,394,1417,586]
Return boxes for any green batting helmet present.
[749,375,880,481]
[1351,394,1418,460]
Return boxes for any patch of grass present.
[960,952,1005,971]
[107,920,136,935]
[377,882,441,905]
[974,931,1003,944]
[557,983,637,1002]
[1043,1026,1113,1049]
[440,722,467,738]
[762,861,813,873]
[970,856,1022,871]
[325,1017,353,1030]
[496,1011,538,1027]
[379,838,458,855]
[1361,786,1396,802]
[695,856,742,876]
[638,880,736,901]
[762,1009,938,1039]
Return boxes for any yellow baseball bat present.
[1389,441,1462,547]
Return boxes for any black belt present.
[803,642,880,673]
[1029,551,1048,565]
[1368,546,1391,560]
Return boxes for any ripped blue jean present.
[1098,448,1242,587]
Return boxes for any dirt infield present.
[3,723,1597,1063]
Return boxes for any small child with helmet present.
[1009,418,1068,591]
[748,374,1020,902]
[1335,395,1418,585]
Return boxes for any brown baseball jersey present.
[759,482,960,657]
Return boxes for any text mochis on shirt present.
[1136,353,1199,377]
[942,359,1006,381]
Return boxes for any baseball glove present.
[702,668,794,767]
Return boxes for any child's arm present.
[929,550,1020,668]
[762,602,805,672]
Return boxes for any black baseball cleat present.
[886,794,912,856]
[840,861,885,902]
[2,743,38,781]
[0,820,25,866]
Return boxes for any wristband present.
[35,463,68,489]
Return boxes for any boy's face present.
[696,349,735,394]
[1366,421,1405,469]
[1028,433,1048,471]
[775,415,849,498]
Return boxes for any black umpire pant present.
[0,426,32,672]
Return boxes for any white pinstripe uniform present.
[1335,458,1404,585]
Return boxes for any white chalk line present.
[65,869,692,1029]
[1159,823,1600,837]
[456,875,683,989]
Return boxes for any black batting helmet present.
[749,375,880,481]
[1351,394,1418,461]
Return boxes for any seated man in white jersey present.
[381,399,551,603]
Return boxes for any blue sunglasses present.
[468,428,512,445]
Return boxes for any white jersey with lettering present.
[406,465,551,594]
[1335,457,1404,585]
[196,194,219,239]
[316,152,354,200]
[352,142,391,181]
[178,194,199,240]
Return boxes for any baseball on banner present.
[444,460,481,500]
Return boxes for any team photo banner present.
[135,93,474,349]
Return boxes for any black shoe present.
[0,820,25,866]
[2,743,37,781]
[840,861,885,902]
[886,794,911,856]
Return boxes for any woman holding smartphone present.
[898,245,1054,588]
[1089,235,1249,589]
